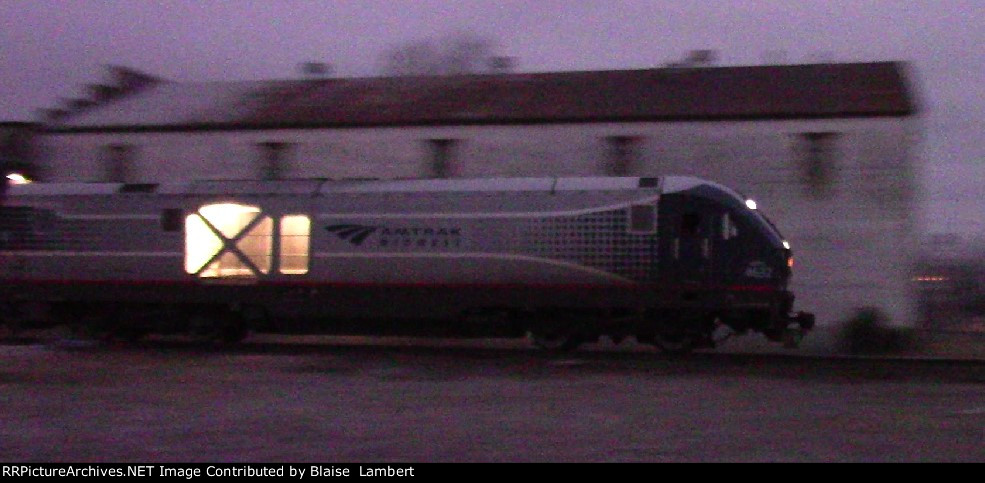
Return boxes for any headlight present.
[6,172,32,185]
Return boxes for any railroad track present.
[4,333,985,384]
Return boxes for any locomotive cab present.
[657,177,813,345]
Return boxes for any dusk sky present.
[1,0,981,234]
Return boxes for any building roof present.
[46,62,916,133]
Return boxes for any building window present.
[257,142,291,180]
[279,215,311,275]
[102,144,134,182]
[797,132,839,197]
[604,136,642,176]
[427,139,457,178]
[604,136,643,176]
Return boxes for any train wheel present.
[188,314,220,342]
[217,319,250,343]
[106,312,147,342]
[0,320,20,339]
[1,304,20,338]
[114,327,147,342]
[66,306,116,341]
[189,312,249,343]
[528,330,583,352]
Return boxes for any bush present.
[837,307,920,355]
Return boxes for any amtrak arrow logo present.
[325,224,379,246]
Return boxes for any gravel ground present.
[1,337,984,462]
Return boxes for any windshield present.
[705,181,785,247]
[750,209,785,245]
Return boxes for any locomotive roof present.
[5,176,709,196]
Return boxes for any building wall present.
[40,117,919,327]
[1,123,39,178]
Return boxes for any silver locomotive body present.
[1,177,813,350]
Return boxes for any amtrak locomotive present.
[0,176,814,351]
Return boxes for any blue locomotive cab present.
[658,177,813,344]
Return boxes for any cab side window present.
[721,212,739,240]
[681,212,701,236]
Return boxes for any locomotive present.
[0,176,814,351]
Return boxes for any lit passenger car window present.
[184,214,223,274]
[184,203,272,277]
[279,215,310,274]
